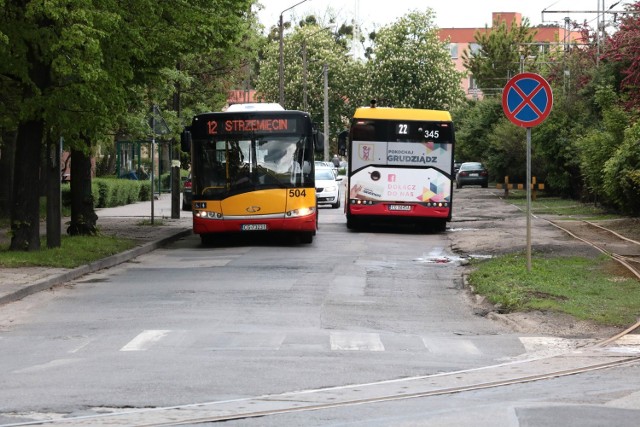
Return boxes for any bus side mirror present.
[314,131,324,154]
[337,130,348,157]
[180,129,192,153]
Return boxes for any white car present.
[315,167,341,208]
[315,160,338,177]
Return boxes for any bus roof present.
[353,107,452,122]
[225,103,284,112]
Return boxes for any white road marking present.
[330,332,385,351]
[12,358,79,374]
[68,338,94,354]
[421,337,482,355]
[120,330,171,352]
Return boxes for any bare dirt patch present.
[450,188,630,338]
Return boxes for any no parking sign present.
[502,72,553,271]
[502,73,553,128]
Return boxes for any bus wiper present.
[255,165,288,188]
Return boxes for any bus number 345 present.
[289,189,307,197]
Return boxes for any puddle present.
[469,254,493,259]
[413,254,493,264]
[414,255,460,264]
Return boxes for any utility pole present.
[302,25,333,112]
[323,63,329,161]
[303,40,308,111]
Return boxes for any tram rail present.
[5,346,639,426]
[546,219,640,281]
[5,210,640,426]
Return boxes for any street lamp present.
[302,25,334,111]
[279,0,310,107]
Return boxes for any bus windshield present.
[191,134,313,199]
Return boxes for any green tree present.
[367,10,465,110]
[603,122,640,214]
[255,20,367,155]
[576,85,628,203]
[0,0,256,249]
[485,119,526,183]
[452,98,503,162]
[463,16,538,94]
[530,96,585,198]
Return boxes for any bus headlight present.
[286,207,316,218]
[195,210,223,220]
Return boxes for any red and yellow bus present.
[345,107,455,231]
[182,104,321,244]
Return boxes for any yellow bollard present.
[532,176,537,201]
[504,176,509,198]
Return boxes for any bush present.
[62,178,151,210]
[603,123,640,215]
[138,181,151,201]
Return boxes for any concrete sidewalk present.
[0,194,192,306]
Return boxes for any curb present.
[0,228,192,306]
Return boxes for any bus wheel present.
[299,232,314,244]
[200,234,214,245]
[346,216,357,230]
[434,220,447,232]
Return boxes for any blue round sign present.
[502,73,553,128]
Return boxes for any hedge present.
[61,178,152,210]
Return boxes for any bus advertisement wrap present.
[349,166,451,204]
[346,107,455,231]
[352,141,452,173]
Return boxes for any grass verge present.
[0,235,136,268]
[501,191,615,218]
[468,252,640,327]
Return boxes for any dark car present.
[453,161,462,175]
[182,174,192,211]
[456,162,489,188]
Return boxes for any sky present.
[256,0,630,32]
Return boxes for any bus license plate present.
[241,224,267,231]
[389,205,411,211]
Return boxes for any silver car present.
[315,167,341,208]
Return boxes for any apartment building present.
[439,12,583,98]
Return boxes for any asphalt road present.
[0,189,639,426]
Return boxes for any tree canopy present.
[462,16,538,94]
[0,0,258,249]
[367,10,465,110]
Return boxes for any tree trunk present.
[0,131,16,218]
[68,140,97,236]
[46,135,62,248]
[10,120,43,251]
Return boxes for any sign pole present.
[526,127,532,272]
[502,72,553,273]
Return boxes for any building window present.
[539,42,550,55]
[467,43,482,57]
[469,75,478,90]
[449,43,458,59]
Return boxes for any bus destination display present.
[206,118,297,135]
